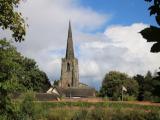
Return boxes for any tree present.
[140,0,160,53]
[140,0,160,100]
[134,74,145,101]
[0,39,51,118]
[0,39,22,118]
[152,71,160,97]
[134,71,160,101]
[53,80,60,86]
[143,71,154,100]
[18,57,51,92]
[100,71,139,100]
[0,0,26,42]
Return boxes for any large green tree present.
[0,39,51,92]
[100,71,139,100]
[0,0,26,42]
[0,0,26,118]
[17,57,51,92]
[0,39,22,118]
[0,39,51,118]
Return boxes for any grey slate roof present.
[53,86,95,97]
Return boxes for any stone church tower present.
[59,22,79,88]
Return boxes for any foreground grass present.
[47,108,160,120]
[39,101,160,111]
[13,101,160,120]
[36,101,160,120]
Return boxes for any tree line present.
[99,71,160,102]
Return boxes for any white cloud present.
[77,23,160,89]
[8,0,160,90]
[80,60,100,77]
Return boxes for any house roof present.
[65,88,95,97]
[51,86,95,97]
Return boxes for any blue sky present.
[10,0,160,90]
[79,0,156,30]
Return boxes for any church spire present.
[66,21,74,59]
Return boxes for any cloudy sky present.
[5,0,160,89]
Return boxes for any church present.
[58,21,79,88]
[47,22,95,98]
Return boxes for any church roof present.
[52,86,95,98]
[65,88,95,97]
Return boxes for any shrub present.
[17,91,45,120]
[123,95,136,101]
[72,109,89,120]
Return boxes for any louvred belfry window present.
[67,63,70,72]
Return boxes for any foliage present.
[134,74,145,101]
[0,39,51,92]
[47,108,74,120]
[134,71,160,101]
[100,70,160,102]
[140,0,160,53]
[20,92,36,119]
[17,91,45,120]
[18,58,51,92]
[123,95,136,101]
[140,0,160,101]
[152,71,160,97]
[53,80,59,86]
[99,71,139,100]
[0,0,26,42]
[0,39,22,119]
[0,39,51,118]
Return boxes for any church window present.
[67,63,70,72]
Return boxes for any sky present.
[1,0,160,90]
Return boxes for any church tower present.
[59,22,79,88]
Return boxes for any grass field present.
[13,95,160,120]
[39,101,160,111]
[30,101,160,120]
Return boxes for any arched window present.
[67,63,70,72]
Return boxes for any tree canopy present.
[99,71,139,100]
[0,39,51,117]
[0,39,51,93]
[0,0,26,42]
[140,0,160,53]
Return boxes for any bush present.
[17,91,45,120]
[47,108,75,120]
[72,109,89,120]
[145,111,160,120]
[123,95,136,101]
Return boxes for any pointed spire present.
[66,21,74,59]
